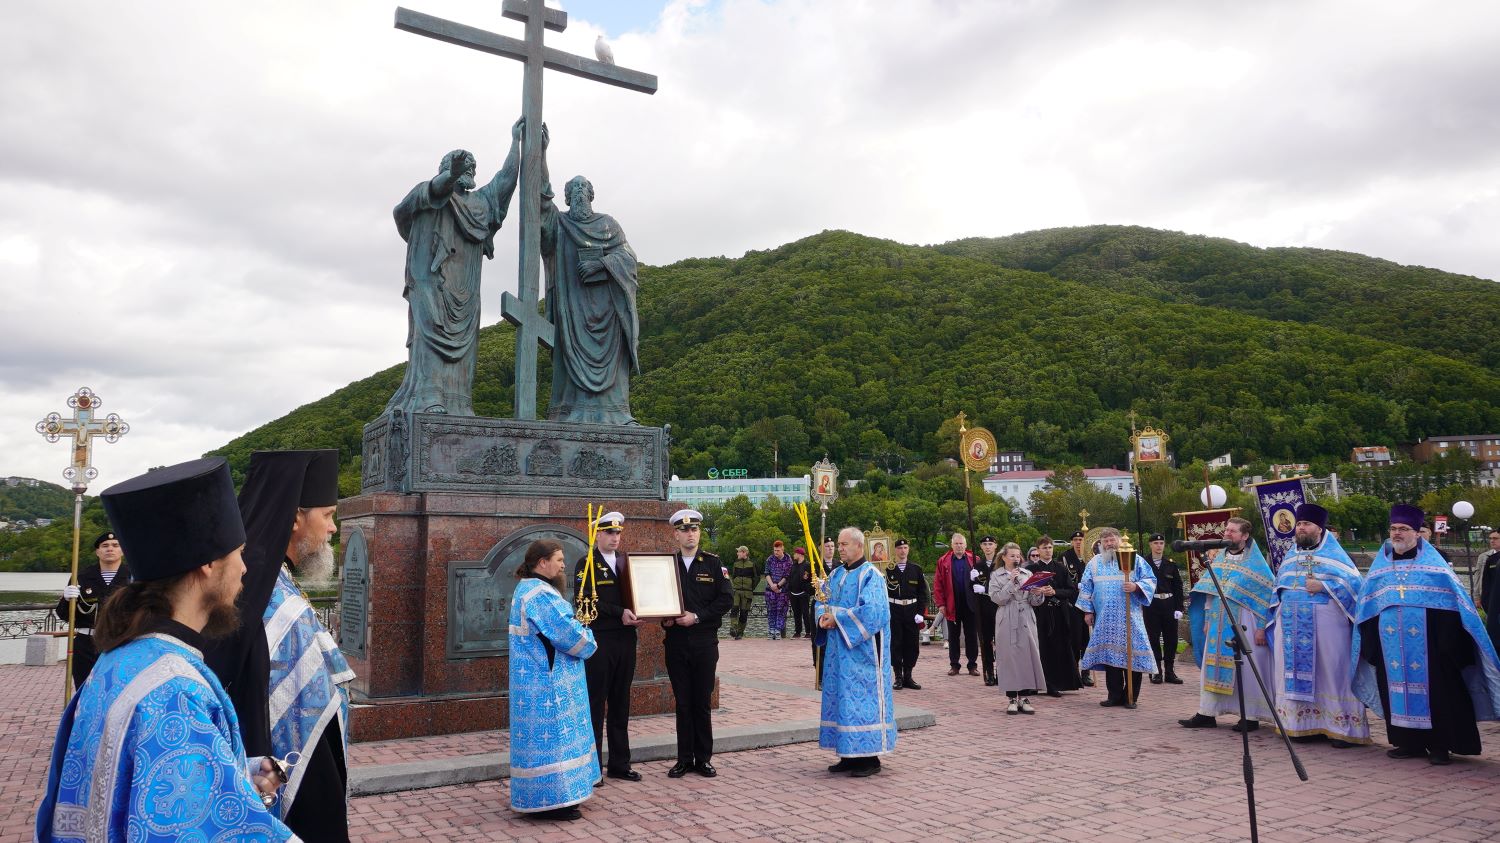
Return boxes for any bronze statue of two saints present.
[385,118,639,425]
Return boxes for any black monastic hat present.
[100,458,245,582]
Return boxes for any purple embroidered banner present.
[1250,476,1306,573]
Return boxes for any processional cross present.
[395,1,657,419]
[36,387,129,699]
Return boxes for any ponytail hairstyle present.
[92,576,184,652]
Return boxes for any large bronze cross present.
[396,1,657,419]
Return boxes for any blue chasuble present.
[507,578,599,812]
[815,561,897,757]
[264,567,354,817]
[35,632,294,842]
[1266,531,1360,702]
[1188,543,1275,695]
[1352,540,1500,728]
[1076,553,1157,674]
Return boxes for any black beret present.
[980,535,997,543]
[894,538,909,548]
[1149,533,1165,542]
[100,458,245,582]
[93,531,118,549]
[1071,530,1086,539]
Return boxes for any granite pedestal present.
[339,413,698,742]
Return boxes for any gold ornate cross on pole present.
[395,1,658,419]
[36,387,129,700]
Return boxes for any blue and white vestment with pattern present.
[1352,540,1500,728]
[507,578,599,812]
[815,561,897,757]
[265,567,354,818]
[34,633,295,842]
[1076,553,1157,674]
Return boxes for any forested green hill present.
[208,229,1500,488]
[935,225,1500,369]
[0,479,73,523]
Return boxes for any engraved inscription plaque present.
[447,524,589,659]
[338,527,369,660]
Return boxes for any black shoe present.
[1123,701,1137,710]
[1428,750,1452,766]
[828,758,855,773]
[1178,714,1217,728]
[1099,698,1120,707]
[607,769,641,782]
[1164,669,1184,685]
[695,761,717,777]
[667,762,692,778]
[903,678,922,690]
[893,681,902,691]
[1231,719,1261,733]
[1386,746,1425,760]
[1046,689,1062,698]
[1150,672,1163,684]
[526,806,582,821]
[850,760,881,777]
[1080,673,1095,687]
[1330,740,1356,749]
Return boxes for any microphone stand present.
[1199,552,1309,843]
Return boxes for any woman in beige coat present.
[989,542,1048,714]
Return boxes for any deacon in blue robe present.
[36,624,294,842]
[1076,529,1157,706]
[816,528,897,775]
[1264,505,1368,745]
[1184,518,1276,727]
[508,574,599,813]
[36,457,292,842]
[1353,505,1500,764]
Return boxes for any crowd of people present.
[30,454,1500,838]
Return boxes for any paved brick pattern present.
[4,637,1498,842]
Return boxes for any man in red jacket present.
[932,532,981,676]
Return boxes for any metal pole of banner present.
[63,492,84,700]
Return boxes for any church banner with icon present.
[1250,476,1307,573]
[1175,507,1240,587]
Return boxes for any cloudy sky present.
[3,0,1498,487]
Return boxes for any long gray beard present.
[292,539,337,587]
[568,200,593,220]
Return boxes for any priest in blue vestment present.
[1182,516,1276,732]
[35,458,292,842]
[508,539,599,820]
[1353,504,1500,765]
[1265,503,1369,746]
[817,527,897,777]
[206,449,355,841]
[1077,527,1157,708]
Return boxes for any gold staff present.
[575,503,601,624]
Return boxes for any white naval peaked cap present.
[594,511,625,531]
[670,508,704,527]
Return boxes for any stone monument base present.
[337,491,692,742]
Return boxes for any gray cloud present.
[3,0,1498,484]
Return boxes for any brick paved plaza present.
[3,637,1497,842]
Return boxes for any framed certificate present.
[625,554,685,619]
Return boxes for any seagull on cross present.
[595,34,615,65]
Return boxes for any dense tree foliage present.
[0,479,74,523]
[936,225,1500,369]
[206,228,1500,488]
